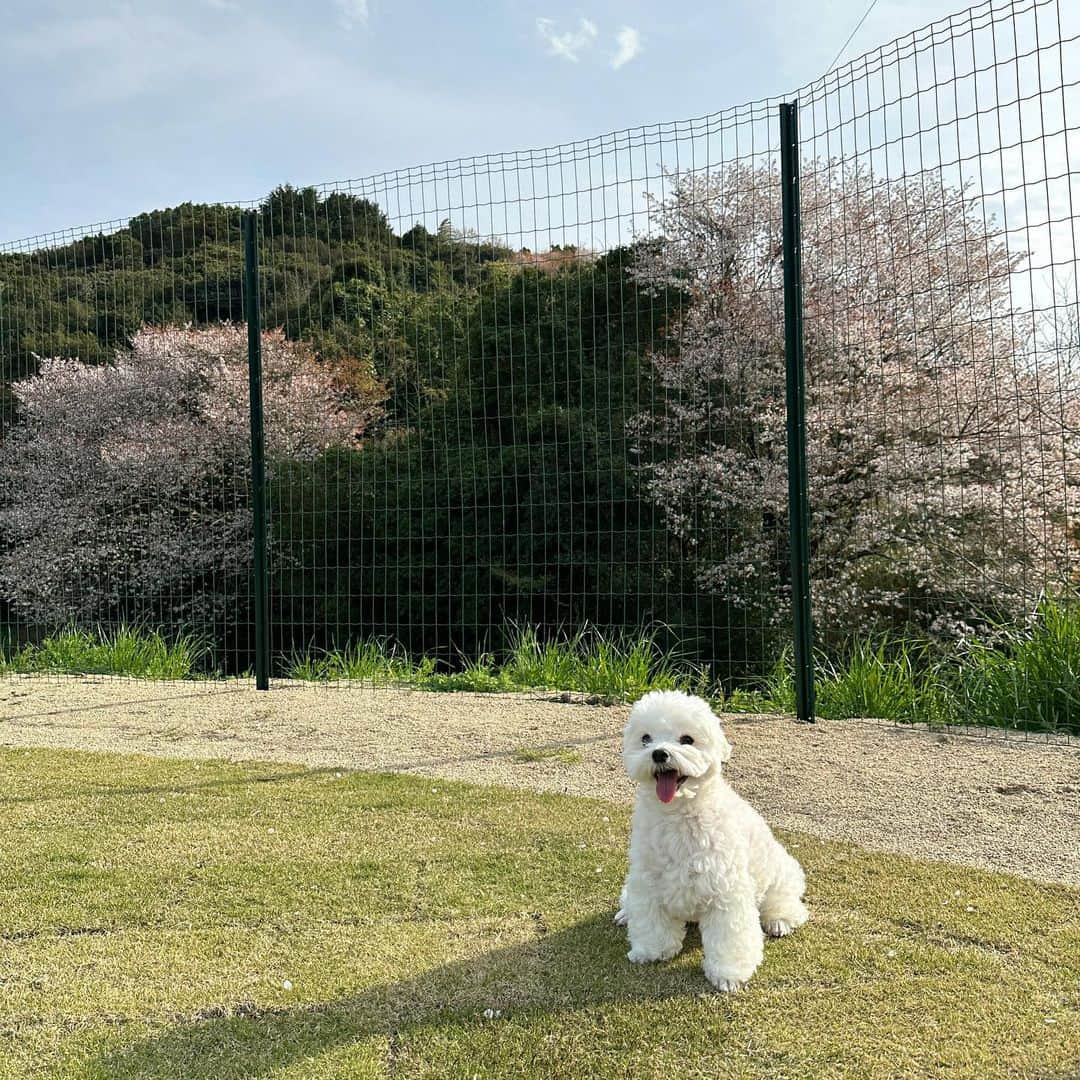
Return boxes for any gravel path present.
[1,676,1077,886]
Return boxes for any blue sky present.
[0,0,1003,242]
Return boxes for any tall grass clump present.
[503,624,710,701]
[760,604,1079,735]
[764,640,944,725]
[288,640,513,692]
[16,626,204,679]
[412,654,518,694]
[288,625,713,702]
[950,599,1080,735]
[815,639,944,725]
[287,639,423,685]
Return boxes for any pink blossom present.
[0,324,383,629]
[630,163,1078,644]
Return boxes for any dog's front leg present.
[699,888,764,992]
[624,884,685,964]
[613,881,629,926]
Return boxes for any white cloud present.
[334,0,369,30]
[536,16,598,63]
[611,26,641,69]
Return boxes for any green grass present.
[511,745,583,765]
[0,748,1076,1079]
[502,625,707,701]
[0,626,204,679]
[285,638,428,685]
[761,602,1080,735]
[948,601,1080,732]
[766,640,947,727]
[283,608,1080,734]
[6,609,1079,734]
[287,626,712,703]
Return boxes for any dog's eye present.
[641,734,652,745]
[679,735,694,745]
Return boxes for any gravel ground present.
[1,675,1077,886]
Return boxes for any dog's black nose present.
[651,748,669,764]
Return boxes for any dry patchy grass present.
[0,748,1076,1079]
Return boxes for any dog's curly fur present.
[615,690,808,991]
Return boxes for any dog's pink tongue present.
[655,772,679,804]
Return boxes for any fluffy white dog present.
[615,690,808,991]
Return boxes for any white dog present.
[615,690,808,991]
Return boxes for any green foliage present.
[286,638,432,685]
[0,189,496,388]
[502,625,710,701]
[813,639,943,725]
[759,604,1080,734]
[721,687,774,713]
[763,646,950,726]
[2,626,204,679]
[948,598,1080,733]
[762,656,798,715]
[269,246,759,672]
[414,655,519,694]
[287,625,712,702]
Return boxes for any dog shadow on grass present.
[92,914,718,1078]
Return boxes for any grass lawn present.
[0,749,1076,1079]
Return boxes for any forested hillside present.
[4,169,1072,689]
[0,186,731,673]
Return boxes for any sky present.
[0,0,970,243]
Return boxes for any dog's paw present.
[613,908,628,927]
[703,959,754,992]
[763,918,795,938]
[762,902,808,938]
[627,944,679,965]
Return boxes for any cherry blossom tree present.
[629,163,1079,648]
[0,324,383,631]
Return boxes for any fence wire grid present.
[0,0,1077,737]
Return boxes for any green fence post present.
[779,101,816,724]
[242,211,270,691]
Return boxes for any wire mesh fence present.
[797,0,1079,735]
[254,103,790,691]
[0,210,255,680]
[0,0,1077,735]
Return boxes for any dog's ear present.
[710,708,733,762]
[716,725,733,762]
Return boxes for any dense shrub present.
[270,249,761,671]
